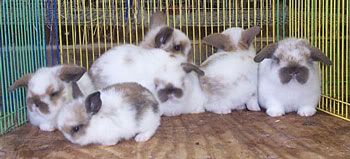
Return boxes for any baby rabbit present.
[254,38,332,117]
[9,65,86,131]
[140,11,191,61]
[200,26,261,114]
[88,44,204,116]
[57,82,160,146]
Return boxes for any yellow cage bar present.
[55,0,349,121]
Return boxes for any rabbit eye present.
[50,91,60,97]
[71,125,81,133]
[174,45,181,51]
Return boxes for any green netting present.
[0,0,47,135]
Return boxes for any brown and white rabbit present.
[254,38,332,117]
[57,82,160,146]
[9,65,86,131]
[140,11,191,61]
[200,26,261,114]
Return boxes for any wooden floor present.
[1,111,350,159]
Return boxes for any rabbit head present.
[9,65,86,131]
[202,26,261,53]
[140,11,191,60]
[254,38,332,84]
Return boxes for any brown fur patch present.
[200,76,226,96]
[202,33,235,52]
[46,85,64,105]
[27,95,49,114]
[155,27,174,48]
[9,74,32,91]
[59,65,86,82]
[104,83,159,120]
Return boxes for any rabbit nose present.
[157,85,183,103]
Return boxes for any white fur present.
[202,28,260,114]
[257,38,321,117]
[26,66,72,131]
[89,44,203,116]
[160,72,206,116]
[57,87,161,146]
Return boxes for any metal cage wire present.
[0,0,349,135]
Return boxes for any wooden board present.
[1,111,350,159]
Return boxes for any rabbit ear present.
[154,27,174,48]
[85,91,102,116]
[181,63,205,76]
[308,46,332,65]
[240,26,261,48]
[72,82,83,99]
[254,43,279,63]
[9,73,32,91]
[150,11,167,29]
[202,33,233,51]
[59,65,86,82]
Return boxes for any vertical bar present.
[77,0,83,66]
[198,0,201,64]
[90,0,95,61]
[96,0,101,55]
[70,0,76,64]
[63,0,70,63]
[108,0,113,48]
[102,0,108,51]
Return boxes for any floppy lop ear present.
[254,43,279,63]
[240,26,261,48]
[72,82,83,99]
[150,11,167,29]
[307,45,332,65]
[202,33,233,52]
[59,65,86,82]
[85,91,102,116]
[9,73,33,91]
[181,63,205,76]
[154,27,174,48]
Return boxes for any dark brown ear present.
[202,33,233,51]
[59,65,86,82]
[72,82,83,99]
[9,74,32,91]
[150,11,167,29]
[154,27,174,48]
[254,43,279,63]
[308,46,332,65]
[85,91,102,116]
[181,63,205,76]
[240,26,261,48]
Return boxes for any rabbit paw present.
[266,107,285,117]
[297,107,316,117]
[135,132,153,142]
[39,124,55,131]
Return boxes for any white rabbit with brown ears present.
[140,11,192,61]
[200,26,261,114]
[254,38,332,117]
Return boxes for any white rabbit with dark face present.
[9,65,86,131]
[88,44,204,116]
[57,82,160,146]
[254,38,332,117]
[140,11,192,61]
[200,26,261,114]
